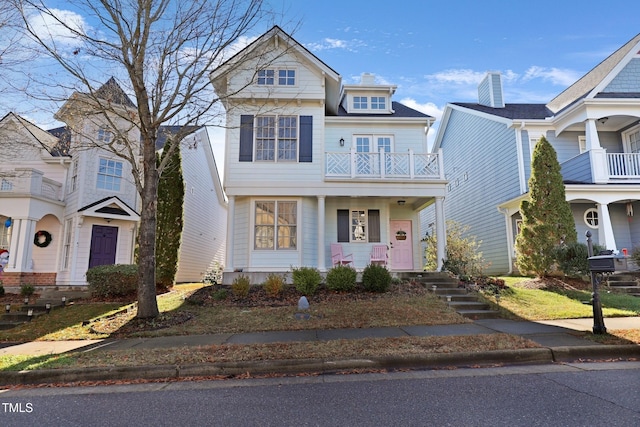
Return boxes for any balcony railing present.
[608,153,640,179]
[326,149,443,180]
[0,168,63,201]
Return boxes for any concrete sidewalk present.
[2,317,639,356]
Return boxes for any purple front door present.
[89,225,118,268]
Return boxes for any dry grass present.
[1,334,539,371]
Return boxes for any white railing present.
[607,153,640,179]
[0,169,63,201]
[326,149,442,180]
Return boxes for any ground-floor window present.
[255,201,297,250]
[584,208,599,228]
[62,219,73,269]
[337,209,380,243]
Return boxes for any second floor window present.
[97,127,113,143]
[257,69,274,85]
[69,160,78,194]
[255,116,297,161]
[97,158,123,191]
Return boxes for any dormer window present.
[371,97,386,110]
[257,68,296,86]
[353,96,368,109]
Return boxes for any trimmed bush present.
[20,283,35,297]
[291,266,322,295]
[325,265,356,292]
[263,273,286,297]
[362,264,391,293]
[86,264,138,298]
[552,242,605,278]
[231,275,250,298]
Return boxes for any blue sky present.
[6,0,640,153]
[279,0,640,124]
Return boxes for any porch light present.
[397,200,406,206]
[597,117,608,124]
[339,138,345,146]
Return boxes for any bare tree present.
[14,0,277,318]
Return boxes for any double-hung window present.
[255,115,298,161]
[255,201,297,250]
[97,158,123,191]
[68,160,78,194]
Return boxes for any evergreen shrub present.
[86,264,138,298]
[325,265,356,292]
[362,264,391,293]
[291,266,322,295]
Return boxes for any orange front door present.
[390,220,412,270]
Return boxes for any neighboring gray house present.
[424,33,640,275]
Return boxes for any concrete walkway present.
[2,317,639,356]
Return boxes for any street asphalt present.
[0,316,639,386]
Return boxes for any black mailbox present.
[588,255,627,273]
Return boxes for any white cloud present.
[27,8,89,48]
[305,38,366,52]
[425,69,485,85]
[399,98,443,121]
[522,66,579,86]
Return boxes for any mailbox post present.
[586,231,607,335]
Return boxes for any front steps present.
[399,272,500,319]
[606,273,640,297]
[0,290,88,330]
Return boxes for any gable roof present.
[0,112,65,156]
[451,102,553,120]
[78,196,140,220]
[547,33,640,114]
[210,25,342,114]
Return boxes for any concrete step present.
[447,301,491,311]
[456,309,501,320]
[432,287,468,295]
[607,281,638,287]
[606,286,640,294]
[438,295,478,302]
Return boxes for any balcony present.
[607,153,640,179]
[0,168,63,201]
[561,151,640,183]
[325,149,444,180]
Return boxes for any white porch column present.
[596,203,617,250]
[435,196,446,271]
[585,119,602,150]
[7,218,36,272]
[317,196,326,271]
[225,196,235,272]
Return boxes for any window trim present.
[254,200,298,250]
[623,124,640,154]
[96,157,123,192]
[254,115,299,162]
[352,134,394,152]
[97,126,113,143]
[584,208,599,229]
[578,136,586,154]
[256,68,297,86]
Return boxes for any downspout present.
[498,207,514,275]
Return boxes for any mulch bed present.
[186,281,432,308]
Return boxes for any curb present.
[0,348,553,386]
[550,345,640,362]
[1,346,638,386]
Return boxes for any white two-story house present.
[426,33,640,275]
[0,78,226,288]
[211,26,447,284]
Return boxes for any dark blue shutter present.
[239,115,253,162]
[299,115,312,162]
[337,209,349,242]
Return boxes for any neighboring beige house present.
[0,79,226,288]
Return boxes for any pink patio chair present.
[331,243,354,266]
[369,244,388,266]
